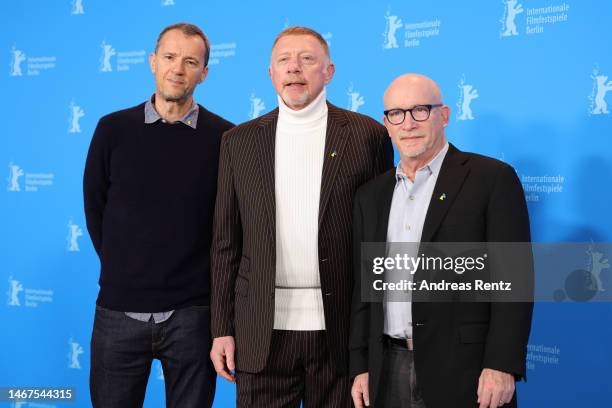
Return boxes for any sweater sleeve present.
[83,116,112,256]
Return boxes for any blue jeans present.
[90,305,215,407]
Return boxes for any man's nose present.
[400,113,418,130]
[286,57,301,73]
[171,59,185,74]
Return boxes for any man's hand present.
[477,368,515,408]
[210,336,236,383]
[351,372,370,407]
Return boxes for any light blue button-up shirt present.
[384,142,449,339]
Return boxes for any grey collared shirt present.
[126,310,174,323]
[123,98,200,324]
[144,95,199,129]
[384,142,449,339]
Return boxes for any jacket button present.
[320,258,328,262]
[324,292,332,296]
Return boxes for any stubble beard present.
[159,86,192,104]
[282,88,310,109]
[405,145,428,158]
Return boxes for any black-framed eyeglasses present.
[384,104,444,124]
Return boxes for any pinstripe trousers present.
[236,330,351,407]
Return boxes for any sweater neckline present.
[278,88,328,125]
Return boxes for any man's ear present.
[149,52,156,74]
[324,63,335,85]
[198,65,209,84]
[441,105,451,127]
[383,116,393,135]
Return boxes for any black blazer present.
[211,102,394,373]
[349,143,533,407]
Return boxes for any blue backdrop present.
[2,0,611,407]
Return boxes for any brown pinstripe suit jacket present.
[211,102,394,374]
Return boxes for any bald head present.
[383,73,443,108]
[382,73,450,173]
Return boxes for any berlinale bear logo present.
[500,0,524,37]
[383,10,403,49]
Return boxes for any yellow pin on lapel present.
[331,151,337,158]
[439,193,446,201]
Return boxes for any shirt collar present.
[395,142,449,182]
[144,94,199,129]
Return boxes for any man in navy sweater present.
[83,23,233,407]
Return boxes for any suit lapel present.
[318,103,350,227]
[420,144,470,242]
[255,109,279,242]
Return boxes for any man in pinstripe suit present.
[210,26,394,407]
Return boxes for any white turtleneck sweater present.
[274,88,328,330]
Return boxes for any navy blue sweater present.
[84,102,234,312]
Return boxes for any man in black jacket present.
[83,23,233,408]
[349,74,532,408]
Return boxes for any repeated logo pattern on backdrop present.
[590,66,612,115]
[248,92,266,120]
[1,1,611,407]
[68,102,85,134]
[500,1,570,37]
[9,45,57,77]
[382,8,441,49]
[6,276,54,308]
[98,41,146,73]
[6,163,54,193]
[456,76,479,121]
[347,84,365,112]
